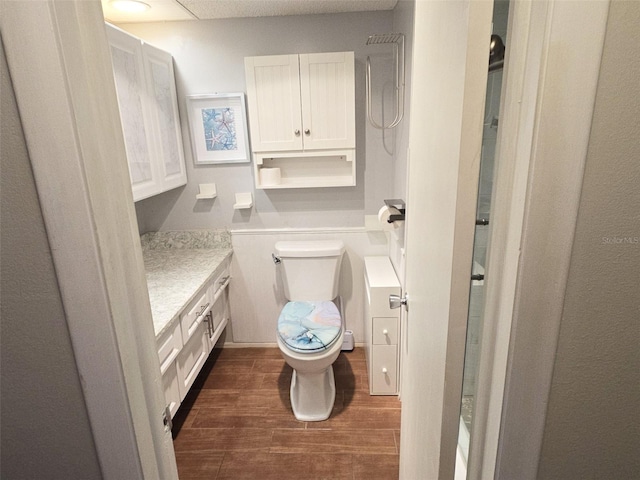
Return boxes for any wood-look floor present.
[172,347,401,479]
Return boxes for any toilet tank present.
[275,240,345,301]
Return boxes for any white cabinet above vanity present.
[106,24,187,202]
[244,52,356,189]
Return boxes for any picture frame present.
[186,93,251,164]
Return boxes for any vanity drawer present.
[156,321,182,376]
[372,317,398,345]
[370,345,398,395]
[180,288,211,344]
[211,265,231,297]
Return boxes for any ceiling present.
[102,0,399,23]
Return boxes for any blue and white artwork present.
[188,93,249,164]
[201,107,238,151]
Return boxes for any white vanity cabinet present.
[364,257,401,395]
[244,52,356,189]
[156,260,230,417]
[106,24,187,202]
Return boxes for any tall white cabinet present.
[244,52,356,189]
[106,24,187,202]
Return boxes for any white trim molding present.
[468,1,611,479]
[0,1,178,478]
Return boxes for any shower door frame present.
[465,1,611,479]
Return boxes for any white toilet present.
[273,240,345,422]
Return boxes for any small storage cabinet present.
[244,52,356,189]
[106,24,187,201]
[364,257,401,395]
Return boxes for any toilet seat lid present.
[277,301,342,353]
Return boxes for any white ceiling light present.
[110,0,150,13]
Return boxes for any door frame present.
[467,0,610,479]
[0,1,178,478]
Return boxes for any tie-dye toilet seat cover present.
[277,301,342,352]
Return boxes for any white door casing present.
[399,1,493,479]
[0,1,178,478]
[469,1,611,479]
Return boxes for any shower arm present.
[366,35,405,130]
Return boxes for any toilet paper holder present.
[384,199,406,222]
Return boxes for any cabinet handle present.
[382,367,388,374]
[382,329,389,335]
[304,129,310,135]
[204,312,213,338]
[197,303,210,317]
[294,129,300,136]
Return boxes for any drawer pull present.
[219,275,230,286]
[382,367,388,374]
[382,329,389,335]
[196,303,210,317]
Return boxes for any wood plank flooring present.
[172,347,401,479]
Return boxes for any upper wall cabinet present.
[106,24,187,202]
[245,52,356,189]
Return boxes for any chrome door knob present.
[294,129,300,136]
[304,129,310,135]
[389,294,408,310]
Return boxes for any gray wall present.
[0,41,102,479]
[537,0,640,477]
[120,11,397,233]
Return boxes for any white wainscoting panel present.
[229,228,388,344]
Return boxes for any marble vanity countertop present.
[141,230,232,337]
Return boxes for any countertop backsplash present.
[140,229,231,251]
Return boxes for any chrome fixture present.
[365,33,405,130]
[389,294,408,311]
[489,34,505,72]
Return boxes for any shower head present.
[489,34,505,72]
[366,33,404,45]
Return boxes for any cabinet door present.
[141,42,187,192]
[106,25,160,201]
[245,54,303,152]
[299,52,355,150]
[162,362,182,418]
[176,321,209,401]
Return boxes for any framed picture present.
[186,93,251,164]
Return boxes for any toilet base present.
[290,366,336,422]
